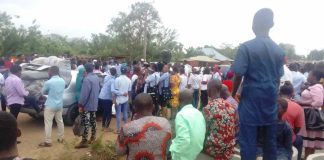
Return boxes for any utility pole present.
[142,11,148,61]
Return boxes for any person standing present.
[200,67,212,108]
[0,71,5,111]
[297,70,324,159]
[289,63,306,100]
[112,66,131,134]
[75,66,85,102]
[75,63,100,148]
[38,66,66,147]
[232,8,285,160]
[93,62,102,74]
[116,93,171,159]
[179,67,188,91]
[4,65,29,119]
[144,64,160,115]
[98,68,117,132]
[187,68,202,108]
[169,89,206,160]
[169,66,181,119]
[183,60,192,76]
[212,65,222,81]
[159,64,171,118]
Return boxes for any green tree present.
[307,49,324,61]
[185,46,205,58]
[106,2,181,61]
[215,44,238,59]
[279,43,303,61]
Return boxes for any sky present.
[1,0,324,55]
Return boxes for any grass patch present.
[80,134,118,160]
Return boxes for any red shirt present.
[4,61,13,69]
[282,99,304,142]
[222,80,233,93]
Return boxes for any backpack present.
[73,115,85,137]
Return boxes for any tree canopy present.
[0,2,184,61]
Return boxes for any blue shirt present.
[99,75,115,100]
[291,71,306,100]
[232,36,284,125]
[79,73,100,111]
[42,75,66,109]
[112,75,131,105]
[159,72,170,93]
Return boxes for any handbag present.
[147,75,159,103]
[73,115,85,136]
[304,107,324,131]
[73,83,92,136]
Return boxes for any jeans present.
[44,108,64,143]
[192,89,199,108]
[294,135,303,160]
[99,99,113,128]
[116,102,128,131]
[9,104,22,119]
[239,123,277,160]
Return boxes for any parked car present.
[20,69,117,126]
[20,70,79,126]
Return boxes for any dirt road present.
[16,113,118,160]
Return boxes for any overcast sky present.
[1,0,324,55]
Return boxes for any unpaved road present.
[16,113,118,160]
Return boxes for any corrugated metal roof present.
[201,47,233,61]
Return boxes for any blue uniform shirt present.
[233,36,284,125]
[99,75,115,100]
[79,73,100,111]
[42,75,66,109]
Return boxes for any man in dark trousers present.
[232,8,284,160]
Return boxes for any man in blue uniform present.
[232,8,284,160]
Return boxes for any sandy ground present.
[16,113,118,160]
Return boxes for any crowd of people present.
[0,8,324,160]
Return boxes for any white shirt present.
[113,75,131,105]
[291,71,306,95]
[0,73,4,92]
[0,73,4,85]
[116,64,122,75]
[144,72,160,93]
[188,74,202,90]
[201,74,212,90]
[179,74,188,91]
[145,72,160,87]
[304,72,309,78]
[212,72,222,81]
[184,64,192,76]
[131,74,138,86]
[280,65,293,85]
